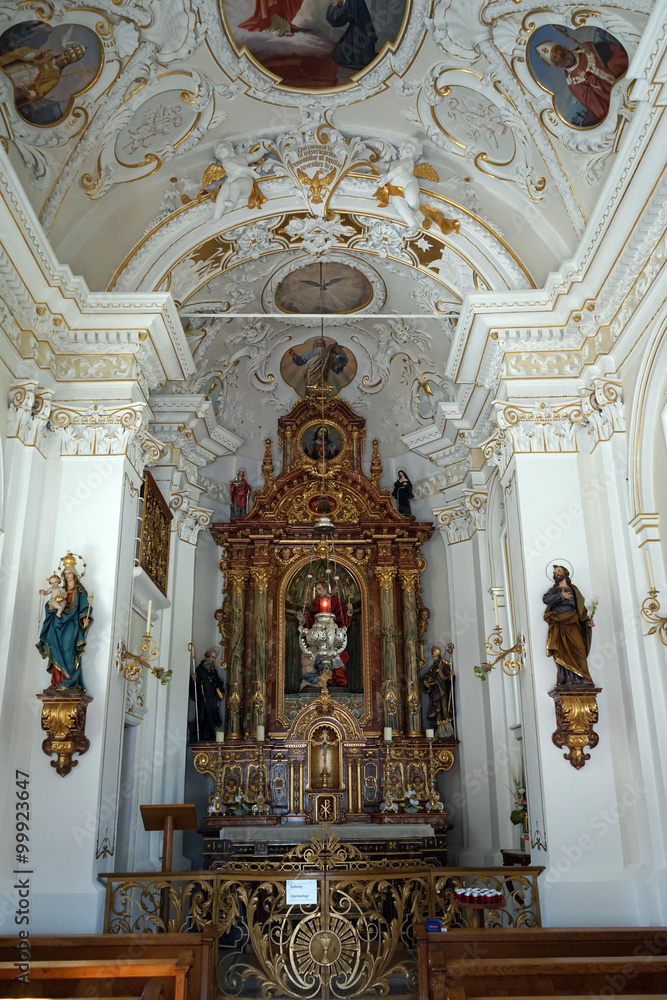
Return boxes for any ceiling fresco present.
[0,0,653,515]
[221,0,409,91]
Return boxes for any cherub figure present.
[375,138,459,236]
[375,138,424,232]
[205,140,269,221]
[39,574,65,618]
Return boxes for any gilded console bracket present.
[37,690,93,776]
[549,687,601,770]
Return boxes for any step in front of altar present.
[201,819,449,870]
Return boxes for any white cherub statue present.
[375,138,459,237]
[206,140,269,221]
[375,138,424,232]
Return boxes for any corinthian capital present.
[170,490,214,544]
[8,381,54,448]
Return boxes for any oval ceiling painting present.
[222,0,409,90]
[275,261,373,313]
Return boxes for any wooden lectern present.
[140,804,198,872]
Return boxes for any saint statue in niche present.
[285,561,361,695]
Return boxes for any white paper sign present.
[286,879,318,905]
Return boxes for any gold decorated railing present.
[99,832,542,1000]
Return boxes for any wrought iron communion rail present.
[100,861,542,1000]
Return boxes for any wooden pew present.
[0,933,214,1000]
[415,926,667,1000]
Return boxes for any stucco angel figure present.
[204,140,269,221]
[375,138,459,236]
[375,138,424,232]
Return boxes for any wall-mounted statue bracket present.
[37,691,93,776]
[549,686,601,770]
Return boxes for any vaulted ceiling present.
[0,0,654,511]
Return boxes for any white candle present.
[425,728,434,740]
[492,592,500,628]
[383,727,392,742]
[645,547,656,591]
[215,731,224,743]
[146,599,152,635]
[256,725,265,742]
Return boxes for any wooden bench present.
[0,933,214,1000]
[415,925,667,1000]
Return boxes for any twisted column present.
[399,569,422,736]
[225,570,248,739]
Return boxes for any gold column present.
[250,566,270,736]
[225,570,247,739]
[376,566,399,730]
[399,569,422,737]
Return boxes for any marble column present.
[225,570,247,738]
[399,569,422,736]
[375,566,399,731]
[250,566,270,735]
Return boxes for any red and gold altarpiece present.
[193,398,455,830]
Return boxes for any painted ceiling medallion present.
[280,335,357,398]
[220,0,408,91]
[528,24,628,129]
[0,20,102,127]
[275,261,373,314]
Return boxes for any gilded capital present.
[375,566,396,591]
[228,569,249,590]
[398,569,420,592]
[251,566,271,591]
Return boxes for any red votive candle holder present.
[320,596,331,613]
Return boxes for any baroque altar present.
[192,397,456,846]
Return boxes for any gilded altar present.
[194,397,456,829]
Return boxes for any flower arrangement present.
[403,787,420,812]
[509,768,529,845]
[233,792,249,816]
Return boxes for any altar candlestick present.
[146,599,152,636]
[492,592,499,628]
[645,547,656,591]
[383,727,392,742]
[215,731,224,743]
[425,728,434,739]
[256,725,265,742]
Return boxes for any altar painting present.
[285,560,361,694]
[222,0,409,90]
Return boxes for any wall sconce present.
[117,600,172,684]
[640,547,667,645]
[474,590,525,679]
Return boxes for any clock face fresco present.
[274,261,373,314]
[221,0,408,91]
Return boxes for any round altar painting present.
[221,0,409,90]
[301,423,344,461]
[275,261,373,314]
